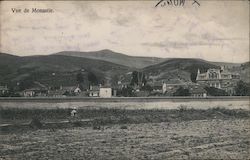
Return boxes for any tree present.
[19,79,34,91]
[0,86,20,97]
[235,80,250,96]
[130,71,147,86]
[76,73,84,83]
[204,87,228,96]
[190,72,197,83]
[141,84,153,92]
[88,72,98,85]
[173,87,190,96]
[120,86,135,97]
[111,75,119,87]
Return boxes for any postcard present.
[0,1,249,159]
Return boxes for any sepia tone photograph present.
[0,0,249,159]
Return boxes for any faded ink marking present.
[155,0,185,7]
[155,0,200,7]
[192,0,200,6]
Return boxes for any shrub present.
[93,125,101,130]
[173,87,190,96]
[235,80,250,96]
[29,117,43,129]
[120,125,128,129]
[205,87,228,96]
[178,105,188,112]
[73,121,82,127]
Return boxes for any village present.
[0,66,246,98]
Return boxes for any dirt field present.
[0,97,249,110]
[1,118,249,160]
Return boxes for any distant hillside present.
[0,53,131,89]
[143,58,220,83]
[143,58,250,84]
[1,52,249,90]
[226,62,250,83]
[210,62,241,68]
[55,49,165,69]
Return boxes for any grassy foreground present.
[1,107,250,159]
[1,107,249,133]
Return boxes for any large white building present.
[196,67,240,95]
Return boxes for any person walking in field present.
[71,107,77,117]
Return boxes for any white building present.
[196,68,240,95]
[88,85,100,97]
[0,85,8,94]
[74,87,81,93]
[162,82,167,94]
[99,88,112,98]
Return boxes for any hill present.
[1,52,249,91]
[226,62,250,83]
[210,62,241,68]
[142,58,220,84]
[55,49,165,69]
[0,53,131,89]
[143,58,250,84]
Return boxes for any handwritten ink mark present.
[192,0,200,6]
[155,0,185,7]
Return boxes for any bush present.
[29,117,43,129]
[92,125,102,130]
[205,87,228,96]
[120,125,128,129]
[235,81,250,96]
[73,121,82,127]
[173,87,190,96]
[178,105,188,112]
[141,84,153,92]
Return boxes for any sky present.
[0,1,249,63]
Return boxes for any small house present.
[151,81,163,93]
[99,87,112,98]
[74,86,81,93]
[22,82,48,97]
[47,90,66,97]
[0,85,9,94]
[23,87,48,97]
[23,89,36,97]
[189,86,207,98]
[88,85,100,97]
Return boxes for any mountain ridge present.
[0,53,132,88]
[54,49,166,69]
[0,51,249,89]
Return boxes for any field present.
[0,97,249,110]
[0,105,250,159]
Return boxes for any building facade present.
[88,85,100,97]
[99,88,112,98]
[0,85,8,94]
[196,68,240,95]
[189,85,207,98]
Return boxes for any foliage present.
[205,87,228,96]
[19,79,34,91]
[62,91,76,96]
[235,80,250,96]
[120,125,128,129]
[130,71,147,86]
[0,86,21,97]
[173,87,190,96]
[119,86,135,97]
[1,107,249,130]
[141,84,153,92]
[29,117,43,129]
[88,72,98,85]
[76,72,84,83]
